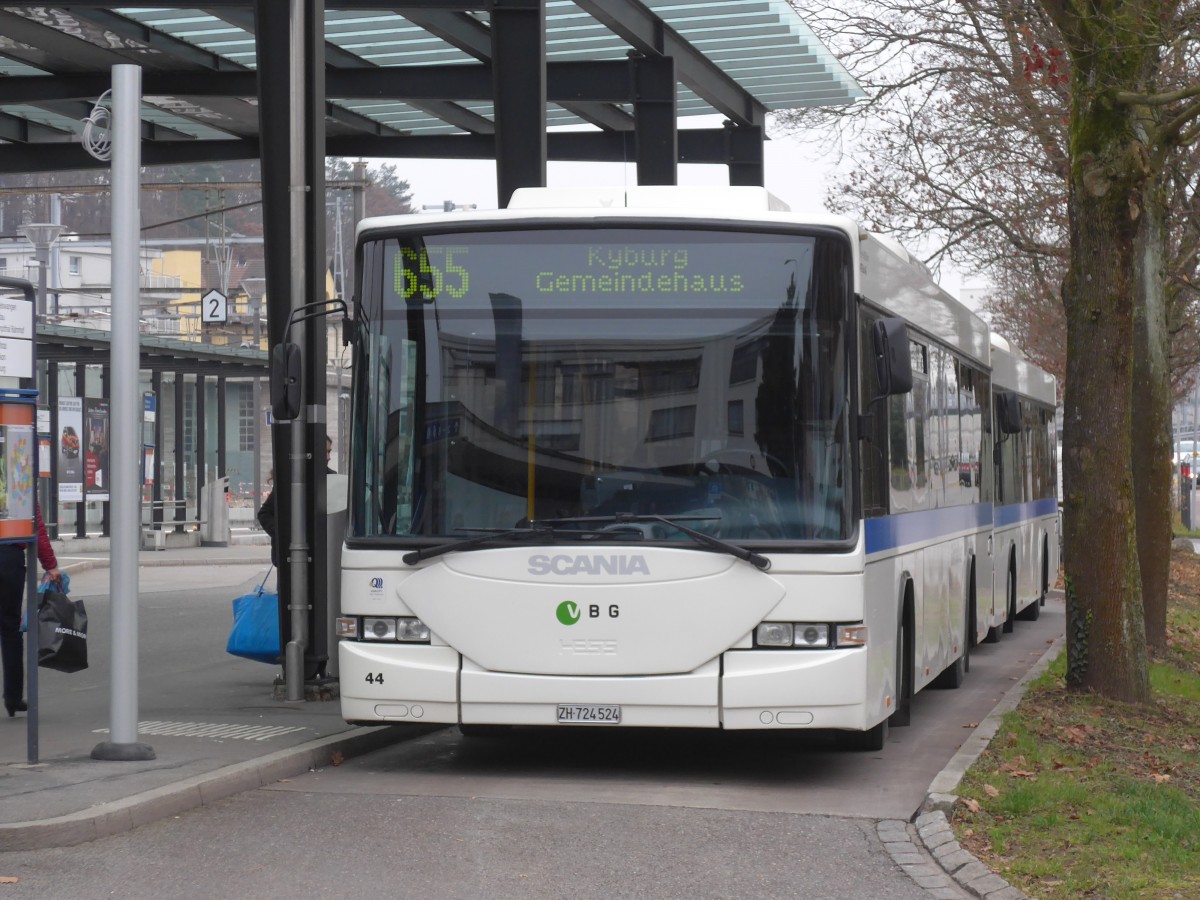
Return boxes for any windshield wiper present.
[401,521,642,565]
[539,512,771,571]
[403,526,547,565]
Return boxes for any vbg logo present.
[369,577,384,590]
[555,601,619,625]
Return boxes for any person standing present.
[0,505,62,717]
[257,435,336,566]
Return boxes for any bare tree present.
[781,0,1200,694]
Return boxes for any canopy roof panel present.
[0,1,860,159]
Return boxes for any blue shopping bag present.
[226,571,280,665]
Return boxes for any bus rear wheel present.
[1018,551,1046,621]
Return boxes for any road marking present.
[92,721,308,741]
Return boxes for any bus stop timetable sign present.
[0,295,34,379]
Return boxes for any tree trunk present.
[1131,172,1171,654]
[1059,44,1152,703]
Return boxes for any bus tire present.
[839,611,907,751]
[836,717,888,752]
[893,618,911,725]
[459,724,513,738]
[1002,563,1017,633]
[1019,545,1047,620]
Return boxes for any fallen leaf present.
[0,877,18,884]
[961,797,981,813]
[1151,773,1171,784]
[331,751,345,767]
[983,784,1000,798]
[963,722,980,728]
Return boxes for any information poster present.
[37,407,51,478]
[58,397,84,503]
[85,398,110,501]
[0,401,35,540]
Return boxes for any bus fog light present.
[794,624,830,648]
[335,617,359,639]
[396,617,430,642]
[838,624,868,647]
[364,617,397,640]
[756,622,793,647]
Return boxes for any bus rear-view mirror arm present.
[859,316,913,439]
[270,298,348,421]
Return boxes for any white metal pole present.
[92,64,154,761]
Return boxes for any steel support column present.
[75,362,85,538]
[101,365,110,536]
[196,373,207,524]
[491,0,546,207]
[216,375,227,481]
[174,374,185,532]
[152,369,163,530]
[256,0,329,692]
[724,122,765,186]
[631,55,676,185]
[47,362,59,539]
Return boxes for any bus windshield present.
[349,225,853,545]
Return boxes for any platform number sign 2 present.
[201,288,228,324]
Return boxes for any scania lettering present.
[336,186,1059,750]
[527,554,650,576]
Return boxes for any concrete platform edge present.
[0,724,431,852]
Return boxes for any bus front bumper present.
[339,642,877,731]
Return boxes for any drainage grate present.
[93,721,308,742]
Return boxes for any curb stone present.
[892,615,1064,899]
[0,724,431,852]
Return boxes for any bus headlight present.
[754,622,865,649]
[364,617,397,640]
[396,617,430,642]
[794,624,829,648]
[755,622,793,646]
[344,616,431,643]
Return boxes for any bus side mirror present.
[872,317,913,396]
[270,342,302,421]
[996,390,1022,435]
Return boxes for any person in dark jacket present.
[257,435,336,566]
[0,505,62,717]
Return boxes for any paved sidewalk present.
[0,538,432,851]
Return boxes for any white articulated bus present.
[335,186,1048,750]
[988,334,1060,633]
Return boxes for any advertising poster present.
[58,397,84,503]
[0,401,35,540]
[85,397,110,501]
[37,406,51,478]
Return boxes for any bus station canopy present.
[0,1,862,176]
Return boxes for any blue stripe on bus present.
[865,504,993,555]
[993,497,1059,528]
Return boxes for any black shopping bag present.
[38,590,89,673]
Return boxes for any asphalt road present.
[0,565,1061,898]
